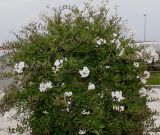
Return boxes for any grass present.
[148,71,160,85]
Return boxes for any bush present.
[0,2,153,135]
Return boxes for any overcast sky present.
[0,0,160,44]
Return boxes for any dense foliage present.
[0,3,153,135]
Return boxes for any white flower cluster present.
[137,46,159,64]
[89,17,94,23]
[140,70,150,84]
[128,43,136,48]
[112,91,125,112]
[144,70,150,79]
[42,110,49,114]
[106,66,110,69]
[110,39,121,49]
[110,33,120,49]
[39,81,53,92]
[14,61,25,73]
[112,91,125,102]
[140,78,147,84]
[66,101,72,112]
[88,82,95,90]
[64,92,73,99]
[81,109,90,115]
[139,87,147,97]
[79,67,90,78]
[133,62,139,68]
[113,105,124,112]
[79,129,86,135]
[119,48,124,56]
[96,38,106,46]
[64,92,73,112]
[113,33,118,37]
[52,57,67,73]
[136,76,140,79]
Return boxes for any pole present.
[114,5,118,16]
[144,14,147,41]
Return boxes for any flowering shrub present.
[136,45,159,64]
[0,3,155,135]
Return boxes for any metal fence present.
[147,64,160,71]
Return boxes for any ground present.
[148,72,160,85]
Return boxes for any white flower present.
[79,67,90,78]
[119,106,124,112]
[113,33,117,37]
[112,91,125,102]
[140,77,147,84]
[46,81,53,89]
[146,59,153,64]
[61,83,65,87]
[79,129,86,135]
[85,26,89,30]
[67,101,71,105]
[14,61,25,73]
[52,67,59,73]
[133,62,139,68]
[66,108,70,112]
[139,87,147,97]
[96,38,106,46]
[128,43,135,48]
[88,83,95,90]
[54,59,64,68]
[110,39,115,44]
[136,51,142,59]
[119,48,124,56]
[106,66,110,69]
[111,39,121,48]
[0,92,5,100]
[81,110,90,115]
[144,71,150,79]
[113,105,124,112]
[66,100,72,112]
[54,60,61,67]
[52,58,67,73]
[113,105,119,111]
[39,81,53,92]
[136,76,140,79]
[42,111,49,114]
[39,82,47,92]
[140,46,159,64]
[60,59,63,64]
[64,57,67,61]
[64,92,73,98]
[115,39,121,49]
[89,17,94,23]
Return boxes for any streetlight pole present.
[114,5,118,16]
[144,14,147,41]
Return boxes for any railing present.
[147,64,160,71]
[136,41,160,43]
